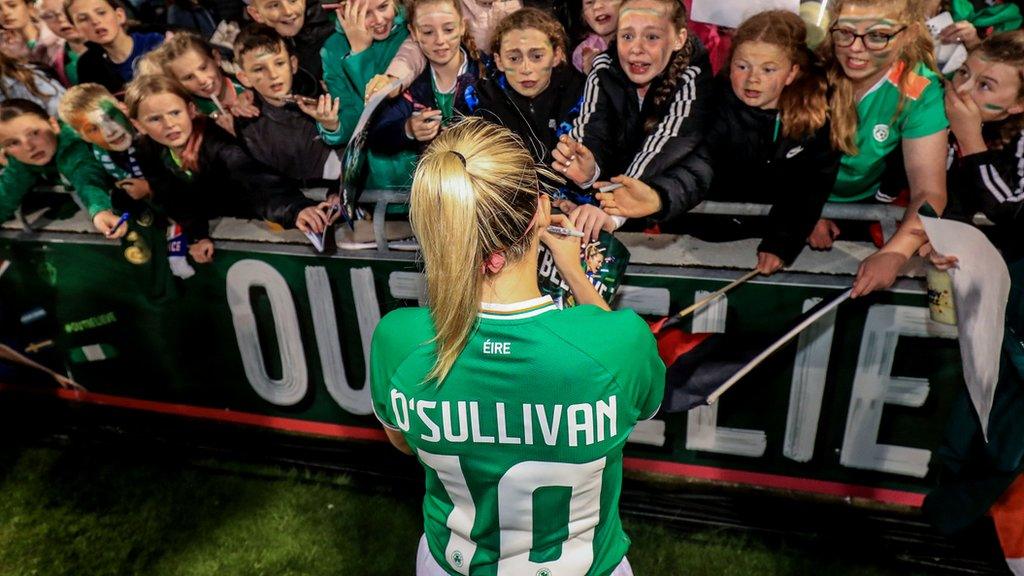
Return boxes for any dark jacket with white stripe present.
[947,123,1024,262]
[568,37,714,223]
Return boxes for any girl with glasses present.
[36,0,86,85]
[814,0,949,299]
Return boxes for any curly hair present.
[490,7,569,58]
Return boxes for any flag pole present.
[675,269,760,320]
[706,288,852,405]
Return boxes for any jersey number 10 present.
[419,449,608,576]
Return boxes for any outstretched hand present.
[297,94,341,132]
[551,135,597,186]
[594,175,662,219]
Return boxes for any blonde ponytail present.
[409,118,547,385]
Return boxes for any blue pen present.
[110,212,131,235]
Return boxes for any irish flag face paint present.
[952,53,1024,122]
[73,99,134,152]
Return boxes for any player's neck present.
[480,256,543,305]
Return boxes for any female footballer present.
[370,118,665,576]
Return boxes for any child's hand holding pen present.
[407,109,442,142]
[295,94,341,132]
[93,210,130,240]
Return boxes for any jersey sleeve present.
[370,308,432,429]
[901,73,949,139]
[619,312,666,420]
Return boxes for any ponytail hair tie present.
[450,150,467,167]
[482,252,506,275]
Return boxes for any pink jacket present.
[384,0,521,87]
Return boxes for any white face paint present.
[82,106,132,151]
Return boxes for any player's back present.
[371,296,664,576]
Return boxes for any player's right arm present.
[541,214,610,311]
[385,428,412,455]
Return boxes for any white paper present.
[690,0,799,29]
[348,79,402,149]
[926,12,970,75]
[919,213,1010,439]
[304,230,325,253]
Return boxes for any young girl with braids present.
[702,10,839,275]
[370,117,662,576]
[366,0,484,189]
[124,75,332,263]
[812,0,948,298]
[551,0,714,241]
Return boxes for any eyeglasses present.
[38,11,62,22]
[830,26,907,50]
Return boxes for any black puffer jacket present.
[235,94,339,186]
[475,64,585,164]
[568,37,714,223]
[137,120,316,242]
[704,76,840,263]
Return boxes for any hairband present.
[450,150,467,167]
[481,195,541,276]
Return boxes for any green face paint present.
[983,103,1007,112]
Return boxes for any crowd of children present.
[0,0,1021,282]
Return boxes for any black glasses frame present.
[829,26,907,50]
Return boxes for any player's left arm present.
[385,427,413,455]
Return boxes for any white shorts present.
[415,534,635,576]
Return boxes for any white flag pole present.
[706,288,852,405]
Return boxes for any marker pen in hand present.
[546,226,584,238]
[110,212,131,236]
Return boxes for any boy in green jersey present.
[371,119,664,576]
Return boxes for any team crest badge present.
[451,550,464,568]
[872,124,890,142]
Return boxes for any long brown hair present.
[124,74,206,173]
[618,0,695,132]
[409,118,544,385]
[975,30,1024,149]
[731,10,828,141]
[0,51,51,103]
[818,0,936,154]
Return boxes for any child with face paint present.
[816,0,949,298]
[320,0,408,143]
[0,49,65,118]
[59,83,150,202]
[232,25,345,186]
[551,0,714,237]
[940,31,1024,261]
[64,0,163,93]
[363,0,520,99]
[476,9,587,195]
[125,75,333,264]
[573,0,619,75]
[37,0,88,85]
[702,10,840,275]
[365,0,483,188]
[0,98,124,238]
[159,32,258,131]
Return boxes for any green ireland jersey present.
[831,61,948,202]
[371,296,665,576]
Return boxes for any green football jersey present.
[371,296,665,576]
[831,60,948,202]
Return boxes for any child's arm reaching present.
[365,38,426,99]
